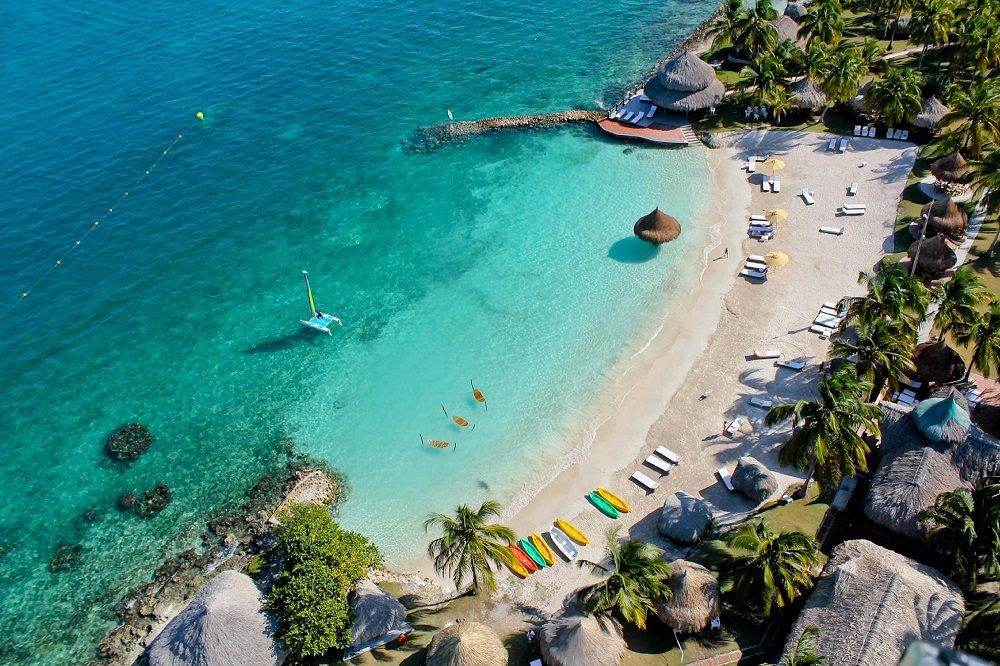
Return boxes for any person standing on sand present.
[724,248,728,258]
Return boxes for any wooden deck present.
[597,117,694,146]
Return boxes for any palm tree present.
[933,267,989,341]
[770,87,797,124]
[766,368,882,492]
[968,149,1000,241]
[764,626,828,666]
[797,0,845,47]
[822,48,864,105]
[908,0,954,68]
[792,40,832,80]
[956,591,1000,661]
[732,0,780,60]
[864,66,924,126]
[423,500,516,595]
[918,476,1000,590]
[721,520,822,617]
[831,317,915,401]
[955,14,1000,81]
[882,0,910,49]
[576,527,672,629]
[841,264,930,337]
[956,298,1000,380]
[853,38,888,77]
[737,55,788,104]
[706,0,746,49]
[940,81,1000,158]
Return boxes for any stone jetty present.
[409,109,605,151]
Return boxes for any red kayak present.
[510,544,540,573]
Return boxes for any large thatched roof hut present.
[913,395,971,444]
[655,560,721,633]
[634,208,681,245]
[657,491,714,544]
[907,234,957,277]
[789,77,828,110]
[147,571,285,666]
[784,2,809,20]
[912,97,950,129]
[426,622,508,666]
[731,456,778,503]
[772,15,800,43]
[782,539,964,666]
[929,385,970,412]
[919,199,969,240]
[343,581,413,661]
[910,340,966,385]
[644,50,725,113]
[540,614,625,666]
[931,152,971,184]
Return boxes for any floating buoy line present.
[4,112,206,317]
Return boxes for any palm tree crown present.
[956,298,1000,380]
[424,500,516,594]
[732,0,779,60]
[933,267,990,341]
[798,0,845,47]
[941,81,1000,158]
[864,66,924,126]
[841,264,930,338]
[831,317,915,401]
[908,0,954,68]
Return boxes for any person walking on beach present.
[723,247,729,258]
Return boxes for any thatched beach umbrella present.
[772,15,800,43]
[784,2,809,20]
[426,622,508,666]
[766,208,789,223]
[912,97,950,129]
[911,340,966,385]
[765,251,789,267]
[655,560,721,633]
[147,571,285,666]
[658,491,715,544]
[907,234,957,277]
[645,50,725,113]
[540,614,625,666]
[917,199,969,240]
[913,395,971,444]
[343,581,413,661]
[634,208,681,245]
[790,78,828,110]
[931,152,972,184]
[731,456,779,503]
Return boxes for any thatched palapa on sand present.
[772,15,801,43]
[146,570,285,666]
[907,234,957,277]
[540,614,625,666]
[789,78,828,110]
[912,97,950,129]
[731,456,779,503]
[782,539,964,666]
[426,622,508,666]
[655,560,721,632]
[343,580,413,661]
[930,152,972,184]
[910,340,966,385]
[657,491,714,544]
[644,50,724,113]
[917,198,969,240]
[634,208,681,245]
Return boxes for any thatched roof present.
[912,97,950,129]
[849,83,872,112]
[951,425,1000,481]
[907,234,958,277]
[784,2,809,20]
[426,622,508,666]
[634,208,681,245]
[894,13,912,35]
[772,15,800,42]
[911,340,966,384]
[147,571,285,666]
[930,386,970,412]
[645,78,725,112]
[645,51,724,112]
[919,198,969,239]
[541,614,625,666]
[789,77,828,110]
[782,539,964,666]
[913,396,971,444]
[344,581,412,661]
[731,456,778,503]
[655,560,721,632]
[931,152,971,184]
[657,492,714,544]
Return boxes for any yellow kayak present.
[502,548,530,578]
[531,533,556,566]
[556,518,589,545]
[596,487,631,513]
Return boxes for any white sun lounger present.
[725,417,744,436]
[897,393,917,405]
[810,324,835,337]
[655,446,682,464]
[901,130,909,140]
[840,208,865,216]
[749,220,773,229]
[747,254,766,263]
[740,269,767,280]
[848,182,858,196]
[749,214,767,222]
[842,203,866,209]
[898,377,922,390]
[772,177,781,192]
[853,126,861,136]
[644,455,674,475]
[821,226,845,235]
[777,359,806,371]
[747,157,756,173]
[745,261,768,271]
[718,467,734,491]
[829,137,838,150]
[887,127,895,139]
[814,312,842,327]
[750,230,773,241]
[801,189,815,205]
[838,138,848,152]
[762,178,771,192]
[868,127,877,137]
[750,396,773,409]
[631,470,660,492]
[753,349,781,359]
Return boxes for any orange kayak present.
[510,544,539,573]
[502,549,529,578]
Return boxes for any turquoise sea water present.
[0,0,718,662]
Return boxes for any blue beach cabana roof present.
[912,396,970,444]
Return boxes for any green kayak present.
[588,491,620,519]
[518,538,549,568]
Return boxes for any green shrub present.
[273,504,382,575]
[245,555,266,577]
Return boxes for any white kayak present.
[549,526,580,561]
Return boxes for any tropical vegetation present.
[765,625,828,666]
[423,499,516,595]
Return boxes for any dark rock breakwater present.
[408,109,605,152]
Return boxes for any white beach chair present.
[644,454,674,475]
[646,105,657,118]
[801,189,815,205]
[839,208,865,216]
[900,130,909,140]
[838,138,848,152]
[848,182,858,196]
[747,254,766,263]
[750,230,773,241]
[814,312,842,328]
[725,417,744,436]
[853,126,861,136]
[718,467,735,491]
[772,177,781,192]
[887,127,895,139]
[745,261,768,272]
[809,324,836,337]
[777,359,807,371]
[868,126,877,137]
[842,202,866,209]
[829,138,838,150]
[749,214,767,222]
[897,393,917,405]
[899,377,922,390]
[655,446,682,464]
[749,220,773,229]
[750,396,773,409]
[631,470,660,492]
[747,157,756,173]
[740,269,767,280]
[753,348,781,359]
[820,226,845,235]
[762,178,771,193]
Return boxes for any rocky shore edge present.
[408,109,604,151]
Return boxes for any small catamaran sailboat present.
[300,270,342,335]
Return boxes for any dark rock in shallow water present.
[105,423,154,461]
[50,543,83,572]
[136,484,172,517]
[118,492,137,511]
[0,541,15,559]
[81,507,100,524]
